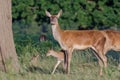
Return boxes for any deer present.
[46,49,65,74]
[46,10,108,76]
[102,30,120,52]
[30,54,39,66]
[101,30,120,65]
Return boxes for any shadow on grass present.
[27,66,51,74]
[28,66,65,74]
[90,49,120,65]
[107,50,120,64]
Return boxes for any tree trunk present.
[0,0,20,72]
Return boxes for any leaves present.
[12,0,120,30]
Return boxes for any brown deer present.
[30,54,39,66]
[46,10,107,75]
[46,49,65,74]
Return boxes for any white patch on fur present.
[73,45,91,50]
[52,25,60,40]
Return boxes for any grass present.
[0,41,120,80]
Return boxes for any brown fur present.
[46,49,64,61]
[103,30,120,51]
[30,55,39,66]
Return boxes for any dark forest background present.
[12,0,120,54]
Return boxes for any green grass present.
[0,42,120,80]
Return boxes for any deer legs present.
[64,48,73,74]
[52,60,61,74]
[92,49,107,76]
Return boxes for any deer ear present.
[45,10,51,17]
[57,9,62,18]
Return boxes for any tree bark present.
[0,0,20,72]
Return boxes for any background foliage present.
[12,0,120,27]
[12,0,120,49]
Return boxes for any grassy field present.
[0,42,120,80]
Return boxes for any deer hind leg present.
[51,60,61,74]
[93,37,107,75]
[98,52,107,75]
[92,49,107,76]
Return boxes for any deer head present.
[46,49,55,56]
[45,10,62,25]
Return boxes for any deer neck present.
[51,24,62,42]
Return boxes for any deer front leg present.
[67,52,72,74]
[63,50,68,73]
[51,60,61,74]
[66,48,73,74]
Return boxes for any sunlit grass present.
[0,42,120,80]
